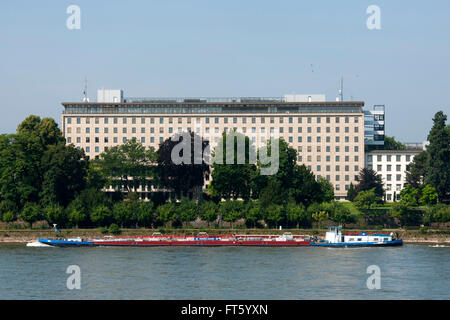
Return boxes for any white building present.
[365,149,422,201]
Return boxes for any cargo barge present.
[37,232,312,247]
[34,227,402,248]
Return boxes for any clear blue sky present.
[1,0,449,142]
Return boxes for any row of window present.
[67,135,361,155]
[367,164,408,172]
[367,154,413,162]
[298,156,360,163]
[66,116,361,125]
[66,126,360,135]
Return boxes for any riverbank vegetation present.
[0,112,449,231]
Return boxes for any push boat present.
[37,232,312,247]
[310,226,403,247]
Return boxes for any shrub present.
[108,223,121,235]
[90,205,113,227]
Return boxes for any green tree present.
[97,138,158,193]
[0,200,17,221]
[44,204,67,227]
[0,116,87,209]
[90,205,113,227]
[210,132,256,201]
[391,202,422,227]
[199,201,218,226]
[136,202,154,228]
[312,211,329,229]
[220,200,243,227]
[354,188,378,210]
[108,223,121,235]
[2,211,16,228]
[347,183,357,201]
[264,204,284,228]
[157,132,209,201]
[318,177,335,202]
[285,202,308,228]
[399,185,421,206]
[419,185,438,206]
[428,204,450,223]
[355,168,384,200]
[405,151,428,188]
[113,201,135,227]
[39,143,88,207]
[176,198,199,226]
[425,111,450,203]
[19,202,42,228]
[330,203,354,226]
[68,208,87,228]
[155,202,176,226]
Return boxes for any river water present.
[0,243,448,299]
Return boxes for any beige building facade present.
[61,96,366,199]
[365,149,422,201]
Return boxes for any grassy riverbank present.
[1,228,449,244]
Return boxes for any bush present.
[108,223,121,235]
[44,204,67,227]
[20,203,43,228]
[90,205,113,227]
[429,204,450,223]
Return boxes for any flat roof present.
[61,101,365,115]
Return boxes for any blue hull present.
[310,239,403,247]
[38,238,97,247]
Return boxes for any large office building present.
[61,89,383,199]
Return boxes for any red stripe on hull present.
[92,240,312,247]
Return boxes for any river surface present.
[0,243,449,299]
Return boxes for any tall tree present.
[0,116,86,209]
[256,138,323,206]
[210,131,256,201]
[425,111,450,203]
[158,132,209,201]
[405,151,428,188]
[346,182,357,201]
[355,168,384,200]
[97,138,158,193]
[39,144,88,207]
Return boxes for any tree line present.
[0,111,449,230]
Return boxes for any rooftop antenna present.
[82,77,89,102]
[338,76,344,102]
